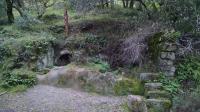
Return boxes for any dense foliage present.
[0,69,37,88]
[0,0,200,111]
[159,55,200,96]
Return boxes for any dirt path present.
[0,85,127,112]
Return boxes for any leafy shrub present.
[0,32,55,70]
[176,55,200,89]
[87,58,110,73]
[159,55,200,96]
[0,44,11,63]
[159,74,180,96]
[15,16,42,30]
[0,69,37,88]
[66,33,108,55]
[84,34,108,55]
[158,0,200,32]
[114,78,144,96]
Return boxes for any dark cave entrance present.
[55,53,72,66]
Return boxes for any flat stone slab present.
[144,83,162,91]
[146,90,171,99]
[140,73,160,82]
[146,99,172,112]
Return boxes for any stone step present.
[146,90,171,99]
[145,83,162,91]
[140,73,160,82]
[146,99,172,112]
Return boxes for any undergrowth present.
[159,55,200,96]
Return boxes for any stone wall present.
[159,42,177,77]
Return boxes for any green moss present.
[114,78,144,96]
[148,32,164,61]
[0,85,28,93]
[9,85,28,93]
[120,103,132,112]
[148,31,180,62]
[163,100,172,109]
[83,83,96,92]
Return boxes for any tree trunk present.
[125,0,129,8]
[136,0,151,19]
[122,0,126,8]
[64,9,69,37]
[101,0,104,8]
[110,0,114,8]
[5,0,14,23]
[129,0,134,8]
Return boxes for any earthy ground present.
[0,85,127,112]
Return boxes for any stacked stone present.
[197,15,200,32]
[159,43,177,78]
[127,73,172,112]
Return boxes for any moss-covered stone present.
[146,90,171,99]
[146,99,172,112]
[114,78,144,96]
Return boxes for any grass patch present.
[0,85,28,93]
[114,78,144,96]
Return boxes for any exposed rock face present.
[37,46,54,70]
[127,95,148,112]
[38,66,116,94]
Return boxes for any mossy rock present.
[114,78,144,96]
[146,99,172,112]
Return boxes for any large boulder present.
[127,95,148,112]
[37,46,54,70]
[38,66,116,94]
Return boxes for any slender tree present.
[5,0,14,23]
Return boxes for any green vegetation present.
[114,78,144,96]
[148,30,181,61]
[0,0,200,111]
[176,55,200,87]
[159,55,200,96]
[86,58,110,73]
[121,103,132,112]
[0,69,37,91]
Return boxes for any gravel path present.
[0,85,127,112]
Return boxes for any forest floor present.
[0,85,127,112]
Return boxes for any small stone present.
[164,71,175,77]
[145,83,162,91]
[146,91,171,99]
[159,59,173,66]
[160,52,175,60]
[160,66,176,72]
[127,95,148,112]
[140,73,160,82]
[163,43,177,52]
